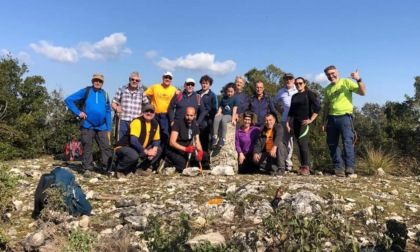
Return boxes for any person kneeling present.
[253,113,287,176]
[164,107,209,173]
[114,104,162,178]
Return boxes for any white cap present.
[163,71,173,78]
[185,78,195,84]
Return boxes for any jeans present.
[326,115,355,170]
[118,120,130,140]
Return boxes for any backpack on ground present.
[32,167,92,219]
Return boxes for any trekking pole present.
[113,113,121,142]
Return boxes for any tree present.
[0,55,49,159]
[243,64,285,97]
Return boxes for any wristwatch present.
[357,78,362,83]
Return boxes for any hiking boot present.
[83,169,93,178]
[299,166,310,176]
[335,169,346,177]
[156,159,166,174]
[135,169,153,177]
[115,171,126,179]
[345,167,355,175]
[218,137,226,146]
[211,136,218,146]
[270,169,285,176]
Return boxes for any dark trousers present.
[293,120,311,167]
[238,154,259,174]
[115,146,162,173]
[80,128,112,170]
[199,119,212,152]
[254,146,286,173]
[166,147,209,173]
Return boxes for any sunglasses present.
[295,82,305,85]
[144,109,155,114]
[164,76,173,80]
[93,79,103,83]
[186,82,195,87]
[130,78,140,82]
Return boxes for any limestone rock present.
[210,123,238,172]
[187,232,226,248]
[211,166,235,176]
[182,167,201,176]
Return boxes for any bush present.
[0,165,18,221]
[63,228,96,252]
[359,144,396,175]
[141,212,191,251]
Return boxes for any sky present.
[2,0,420,108]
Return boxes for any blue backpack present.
[32,167,92,218]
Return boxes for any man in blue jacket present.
[65,74,113,173]
[248,81,277,126]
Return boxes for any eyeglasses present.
[144,109,155,114]
[93,79,103,83]
[164,76,173,80]
[295,82,305,85]
[186,82,195,87]
[130,78,140,82]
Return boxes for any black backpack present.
[32,167,92,219]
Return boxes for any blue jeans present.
[326,115,355,170]
[118,120,130,140]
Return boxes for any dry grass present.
[359,144,396,175]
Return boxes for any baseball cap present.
[185,78,195,84]
[92,74,104,82]
[283,73,294,79]
[142,104,155,113]
[163,71,173,78]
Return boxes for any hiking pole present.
[113,113,121,142]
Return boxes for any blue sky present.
[2,0,420,108]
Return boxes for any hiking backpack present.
[176,92,201,105]
[32,167,92,219]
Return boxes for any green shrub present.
[0,164,18,221]
[359,144,396,175]
[141,212,191,251]
[263,204,359,251]
[63,228,96,252]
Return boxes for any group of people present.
[64,65,366,178]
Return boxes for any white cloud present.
[17,51,32,64]
[29,40,78,63]
[1,49,10,56]
[156,52,236,76]
[145,50,158,59]
[0,49,32,64]
[29,33,131,63]
[78,33,131,60]
[314,73,328,83]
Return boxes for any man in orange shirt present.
[253,113,287,176]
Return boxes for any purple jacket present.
[235,125,260,155]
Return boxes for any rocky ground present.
[3,156,420,251]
